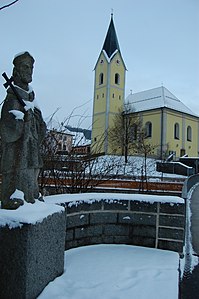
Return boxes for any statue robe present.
[0,86,46,205]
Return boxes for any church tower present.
[91,14,126,154]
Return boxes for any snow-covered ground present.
[95,155,186,179]
[38,244,179,299]
[0,192,196,299]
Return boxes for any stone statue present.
[0,52,46,209]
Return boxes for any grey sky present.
[0,0,199,129]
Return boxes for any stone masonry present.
[61,197,185,253]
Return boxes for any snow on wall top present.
[126,86,198,117]
[44,192,184,206]
[0,200,64,229]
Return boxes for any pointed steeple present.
[102,14,120,58]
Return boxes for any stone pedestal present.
[0,210,66,299]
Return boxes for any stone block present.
[66,228,74,241]
[118,213,134,224]
[66,236,104,249]
[104,199,129,211]
[91,236,104,245]
[158,239,184,253]
[75,225,103,239]
[67,213,89,228]
[158,227,184,240]
[114,235,130,244]
[118,213,156,226]
[130,200,157,213]
[67,201,102,214]
[159,215,185,228]
[90,212,117,224]
[0,211,65,299]
[160,203,185,215]
[104,224,129,236]
[131,225,156,238]
[130,236,156,248]
[102,236,114,244]
[65,240,78,250]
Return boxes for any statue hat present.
[13,52,34,67]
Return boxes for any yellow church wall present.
[91,113,106,152]
[109,91,124,112]
[110,52,125,88]
[94,52,108,87]
[165,110,198,158]
[166,112,182,157]
[129,109,199,158]
[184,117,198,157]
[93,88,107,113]
[93,52,125,115]
[141,111,162,156]
[108,52,125,117]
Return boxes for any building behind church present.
[91,15,199,159]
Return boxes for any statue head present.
[12,52,35,87]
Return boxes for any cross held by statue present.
[2,72,26,107]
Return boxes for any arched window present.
[99,73,103,85]
[187,126,192,141]
[115,73,120,85]
[145,122,152,138]
[174,123,179,140]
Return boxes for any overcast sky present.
[0,0,199,129]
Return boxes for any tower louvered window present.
[99,73,104,85]
[115,73,120,85]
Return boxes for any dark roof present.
[102,15,120,58]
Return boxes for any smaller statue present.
[0,52,46,209]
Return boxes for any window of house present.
[112,93,115,98]
[187,126,192,141]
[115,73,120,85]
[174,123,180,139]
[99,73,103,85]
[145,122,152,138]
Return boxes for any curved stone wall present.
[57,194,185,253]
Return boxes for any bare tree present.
[40,113,123,195]
[134,128,157,191]
[0,0,19,11]
[109,103,142,163]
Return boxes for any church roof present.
[102,14,120,58]
[126,86,198,117]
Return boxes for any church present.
[91,15,199,159]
